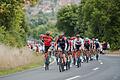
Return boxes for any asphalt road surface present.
[0,55,120,80]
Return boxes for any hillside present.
[25,0,81,25]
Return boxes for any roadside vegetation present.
[0,0,44,76]
[56,0,120,50]
[0,44,44,76]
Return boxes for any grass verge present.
[0,54,44,76]
[104,50,120,56]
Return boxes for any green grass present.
[0,54,44,76]
[0,62,44,76]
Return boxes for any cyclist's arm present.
[56,38,59,50]
[73,39,76,50]
[65,39,69,50]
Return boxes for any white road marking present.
[100,62,103,64]
[65,76,80,80]
[99,60,103,64]
[93,67,99,70]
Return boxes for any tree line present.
[0,0,38,47]
[56,0,120,50]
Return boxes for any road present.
[0,55,120,80]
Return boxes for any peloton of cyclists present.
[39,32,101,71]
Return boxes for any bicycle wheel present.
[59,64,62,72]
[96,54,99,60]
[77,58,81,68]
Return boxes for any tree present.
[0,0,38,47]
[56,4,79,36]
[78,0,120,50]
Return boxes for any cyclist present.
[43,32,53,53]
[67,37,74,67]
[73,34,82,67]
[55,33,69,71]
[44,52,50,70]
[74,34,82,51]
[95,39,100,50]
[95,39,100,60]
[57,48,65,72]
[40,32,53,70]
[84,37,90,51]
[56,34,69,52]
[84,37,91,63]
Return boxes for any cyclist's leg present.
[86,50,89,63]
[96,49,99,60]
[66,55,68,70]
[61,46,67,70]
[68,55,71,69]
[44,46,50,70]
[58,56,63,72]
[44,53,48,70]
[55,51,59,65]
[82,50,86,62]
[69,52,72,67]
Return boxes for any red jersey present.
[43,35,52,46]
[84,39,90,44]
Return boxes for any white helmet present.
[96,39,98,41]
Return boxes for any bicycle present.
[66,51,72,70]
[58,51,65,72]
[44,53,50,70]
[76,50,81,68]
[72,50,76,65]
[95,49,100,60]
[83,49,90,63]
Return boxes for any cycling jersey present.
[74,38,82,46]
[95,41,100,49]
[42,35,53,53]
[68,40,74,51]
[90,39,96,49]
[74,38,82,50]
[57,37,69,52]
[84,39,90,50]
[43,35,52,46]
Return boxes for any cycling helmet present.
[46,31,50,35]
[96,39,98,41]
[67,36,70,39]
[85,37,89,40]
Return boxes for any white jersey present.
[74,38,82,45]
[80,38,84,50]
[74,38,83,49]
